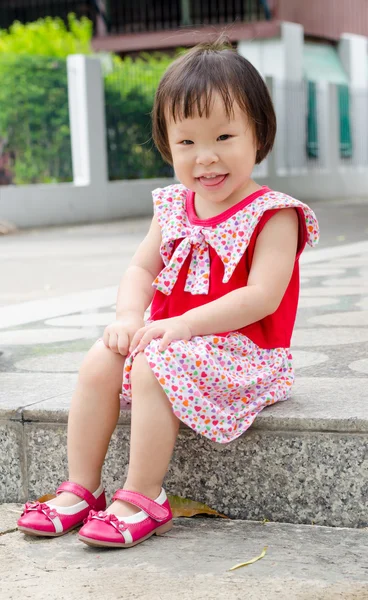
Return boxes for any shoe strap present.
[112,489,169,522]
[56,481,99,509]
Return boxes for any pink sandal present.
[78,488,173,548]
[17,481,106,537]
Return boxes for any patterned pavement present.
[1,239,368,390]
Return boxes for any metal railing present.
[0,0,269,34]
[107,0,269,34]
[0,1,97,30]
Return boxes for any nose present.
[195,149,219,166]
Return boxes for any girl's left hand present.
[129,317,192,353]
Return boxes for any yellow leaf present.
[36,493,56,503]
[229,546,268,571]
[167,495,229,519]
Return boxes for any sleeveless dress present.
[120,184,319,444]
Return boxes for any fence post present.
[265,76,277,179]
[67,55,108,186]
[327,84,341,173]
[339,34,368,167]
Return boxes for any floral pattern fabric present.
[121,335,294,444]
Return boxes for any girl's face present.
[166,93,259,209]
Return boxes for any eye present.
[180,140,194,145]
[217,134,231,141]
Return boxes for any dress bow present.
[153,226,211,296]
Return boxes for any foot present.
[46,491,84,507]
[78,487,172,548]
[105,486,163,518]
[47,482,101,508]
[18,481,106,537]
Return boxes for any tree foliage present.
[0,14,92,57]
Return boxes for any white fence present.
[1,55,368,228]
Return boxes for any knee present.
[78,339,124,389]
[130,350,155,386]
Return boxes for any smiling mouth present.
[197,174,228,187]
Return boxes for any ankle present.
[123,482,163,500]
[48,491,83,507]
[68,478,102,495]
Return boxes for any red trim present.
[92,21,281,53]
[186,186,271,227]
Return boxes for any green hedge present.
[0,15,174,184]
[104,53,174,180]
[0,54,73,184]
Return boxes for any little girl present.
[18,38,319,548]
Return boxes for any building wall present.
[276,0,368,40]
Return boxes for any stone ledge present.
[1,420,366,529]
[2,376,367,434]
[1,374,367,528]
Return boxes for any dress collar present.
[186,186,271,227]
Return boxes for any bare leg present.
[107,351,180,517]
[51,340,125,506]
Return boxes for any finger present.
[129,327,148,353]
[109,332,119,353]
[159,332,173,352]
[117,333,129,356]
[102,328,110,347]
[136,328,163,351]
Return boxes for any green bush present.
[0,14,93,57]
[0,54,73,184]
[0,15,174,184]
[0,15,91,184]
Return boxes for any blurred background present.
[0,0,368,228]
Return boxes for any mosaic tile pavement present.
[1,253,368,382]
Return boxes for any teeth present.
[203,175,219,179]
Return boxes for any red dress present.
[121,184,319,443]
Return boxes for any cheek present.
[171,152,191,174]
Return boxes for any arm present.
[184,208,299,336]
[130,208,299,351]
[103,215,163,354]
[115,215,163,321]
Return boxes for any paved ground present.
[1,505,367,600]
[1,197,368,307]
[1,198,368,598]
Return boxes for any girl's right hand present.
[102,314,145,356]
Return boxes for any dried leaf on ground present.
[36,494,56,502]
[229,546,268,571]
[167,495,229,518]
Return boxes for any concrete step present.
[1,373,367,528]
[1,504,367,600]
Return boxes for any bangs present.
[166,52,249,123]
[169,80,238,123]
